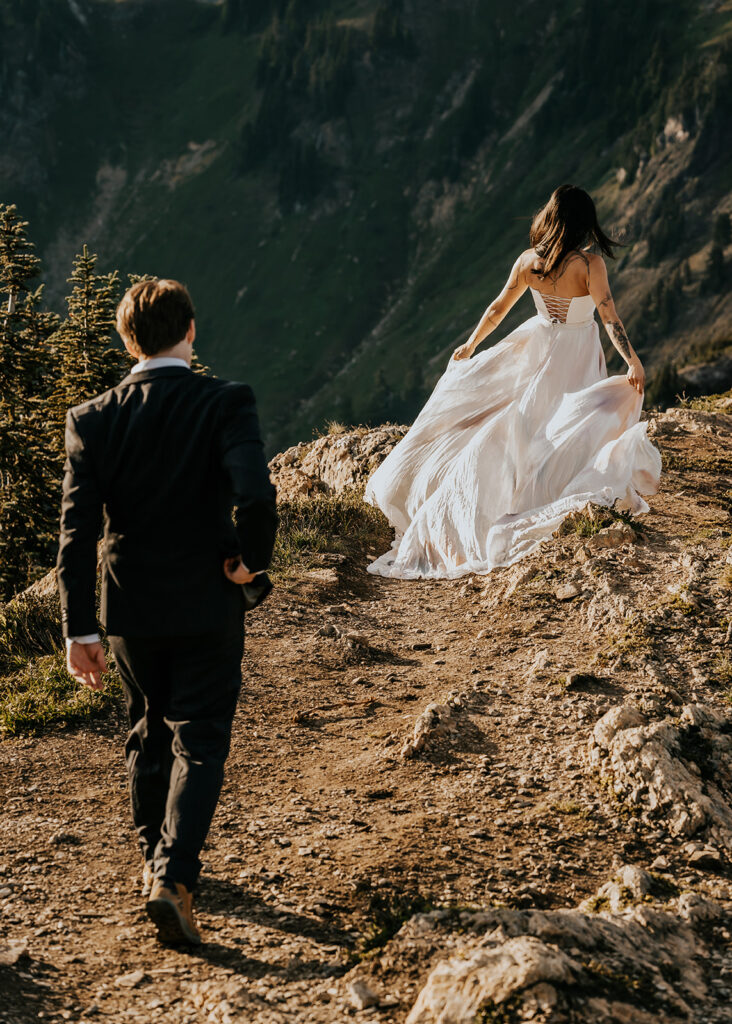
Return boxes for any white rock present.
[586,864,654,912]
[269,426,407,502]
[114,970,146,989]
[586,523,636,554]
[348,979,380,1010]
[0,939,27,966]
[406,935,576,1023]
[592,705,644,748]
[404,893,712,1023]
[589,702,732,850]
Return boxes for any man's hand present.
[67,641,107,691]
[223,557,257,585]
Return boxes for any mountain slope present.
[1,0,731,451]
[2,395,732,1021]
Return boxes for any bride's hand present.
[453,341,474,361]
[626,357,645,394]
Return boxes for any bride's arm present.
[589,255,645,394]
[453,254,528,360]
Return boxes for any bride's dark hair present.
[529,184,622,278]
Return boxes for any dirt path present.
[1,407,731,1023]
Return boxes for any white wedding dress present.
[364,287,662,580]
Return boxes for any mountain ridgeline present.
[1,0,731,452]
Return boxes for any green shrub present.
[358,889,434,956]
[272,489,391,572]
[0,575,122,735]
[0,582,62,665]
[554,504,637,538]
[0,651,121,736]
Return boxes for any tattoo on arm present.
[480,313,497,331]
[598,291,613,310]
[506,262,522,292]
[607,319,631,360]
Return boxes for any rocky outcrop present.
[588,702,732,854]
[678,348,732,397]
[268,425,407,501]
[402,881,725,1023]
[647,404,732,436]
[400,692,466,760]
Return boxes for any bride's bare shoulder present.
[584,250,608,277]
[520,248,544,276]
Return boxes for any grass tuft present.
[555,503,638,538]
[551,799,592,819]
[0,651,121,736]
[712,654,732,697]
[0,585,62,675]
[0,575,122,736]
[679,389,732,413]
[357,889,435,958]
[271,489,391,574]
[325,420,348,436]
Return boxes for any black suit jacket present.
[57,365,278,638]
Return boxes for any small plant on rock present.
[357,889,434,957]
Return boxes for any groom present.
[57,278,278,945]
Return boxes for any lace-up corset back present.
[530,287,596,326]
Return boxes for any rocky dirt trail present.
[1,404,731,1023]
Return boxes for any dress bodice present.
[530,287,596,326]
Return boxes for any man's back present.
[58,364,277,637]
[58,277,279,947]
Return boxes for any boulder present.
[588,702,732,851]
[268,425,407,501]
[404,889,713,1023]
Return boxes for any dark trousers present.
[108,628,244,891]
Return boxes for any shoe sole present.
[146,897,202,946]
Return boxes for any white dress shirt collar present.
[130,356,191,374]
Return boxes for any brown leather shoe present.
[146,880,202,945]
[141,863,154,898]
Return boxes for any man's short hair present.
[116,278,195,357]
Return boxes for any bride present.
[364,184,662,580]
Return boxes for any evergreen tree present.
[277,140,326,209]
[0,204,60,598]
[657,275,680,333]
[646,188,685,264]
[400,361,425,420]
[455,68,493,160]
[220,0,242,32]
[371,0,415,56]
[243,4,358,204]
[701,243,725,294]
[713,212,731,248]
[371,367,399,424]
[47,245,128,462]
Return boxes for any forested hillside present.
[1,0,731,450]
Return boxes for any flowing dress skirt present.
[364,312,661,580]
